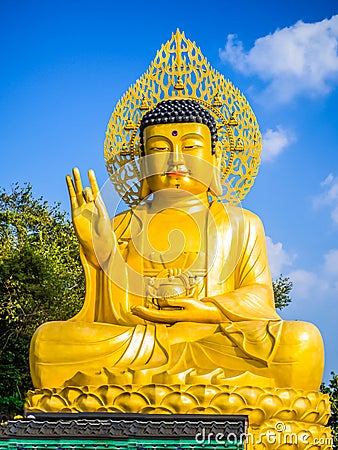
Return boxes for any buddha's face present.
[143,122,217,195]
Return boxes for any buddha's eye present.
[183,142,203,151]
[150,146,170,152]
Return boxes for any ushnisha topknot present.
[139,99,218,155]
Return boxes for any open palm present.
[66,168,113,268]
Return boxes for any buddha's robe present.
[30,201,324,389]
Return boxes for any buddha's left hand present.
[131,298,223,324]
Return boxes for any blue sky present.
[1,0,338,382]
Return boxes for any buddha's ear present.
[214,141,222,167]
[139,178,151,199]
[139,156,151,199]
[209,141,223,197]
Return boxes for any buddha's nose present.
[170,144,185,165]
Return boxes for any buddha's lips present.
[165,171,190,177]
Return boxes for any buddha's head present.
[139,99,222,197]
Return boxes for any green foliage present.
[321,373,338,448]
[0,393,23,420]
[272,274,293,310]
[0,183,85,417]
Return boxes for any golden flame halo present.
[104,29,262,207]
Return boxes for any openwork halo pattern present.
[104,30,262,207]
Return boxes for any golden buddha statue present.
[26,33,332,448]
[29,97,324,392]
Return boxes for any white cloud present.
[266,236,294,278]
[262,126,295,161]
[219,15,338,102]
[286,249,338,301]
[313,173,338,224]
[324,249,338,277]
[265,235,338,303]
[331,206,338,224]
[287,269,320,300]
[321,173,334,186]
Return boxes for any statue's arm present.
[66,168,115,268]
[206,210,280,322]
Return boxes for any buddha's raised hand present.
[66,168,114,267]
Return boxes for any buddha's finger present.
[163,298,187,309]
[72,167,84,205]
[66,174,77,208]
[156,298,169,308]
[88,169,99,199]
[83,187,94,203]
[131,306,177,323]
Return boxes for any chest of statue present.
[126,206,208,269]
[118,206,209,302]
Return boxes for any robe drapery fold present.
[72,203,282,366]
[30,202,284,388]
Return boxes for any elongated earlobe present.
[209,142,222,197]
[139,157,151,199]
[139,178,151,199]
[209,167,222,197]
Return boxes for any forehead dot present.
[172,130,178,136]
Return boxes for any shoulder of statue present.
[209,202,265,233]
[241,207,262,221]
[209,201,252,220]
[112,210,132,239]
[241,207,266,235]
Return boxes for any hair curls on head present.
[139,99,218,155]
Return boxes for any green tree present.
[0,183,85,417]
[321,373,338,448]
[273,274,293,310]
